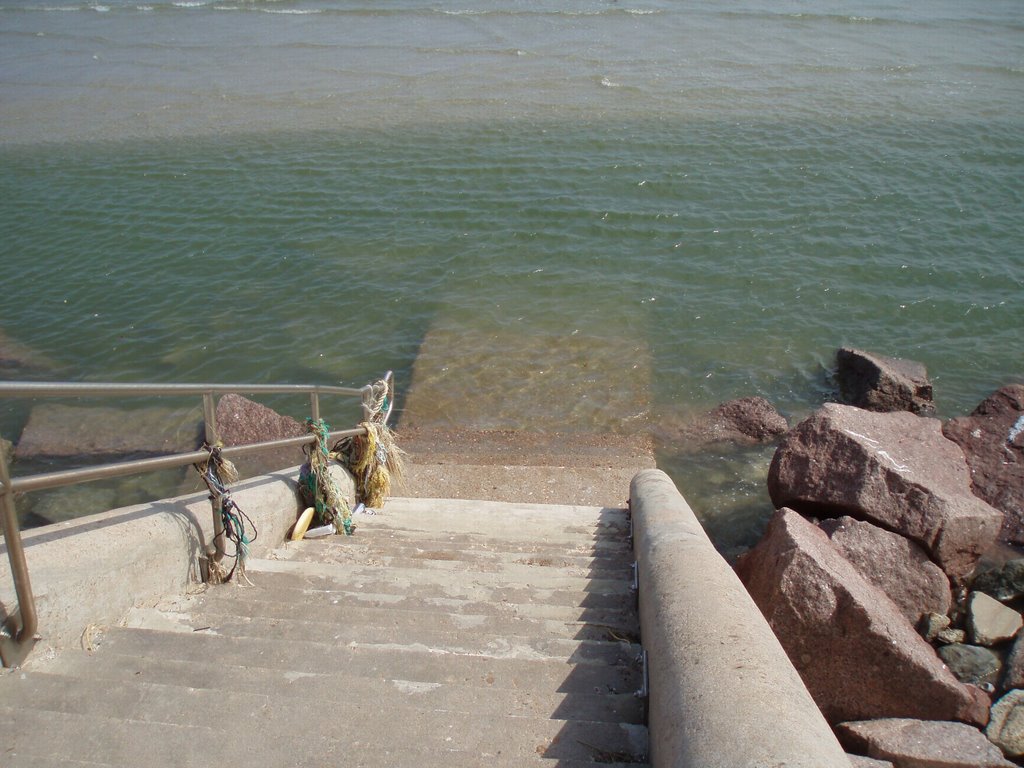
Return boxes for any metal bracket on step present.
[630,561,638,594]
[634,649,649,699]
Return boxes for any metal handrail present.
[0,372,394,667]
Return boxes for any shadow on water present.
[538,507,649,765]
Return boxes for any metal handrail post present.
[310,392,321,423]
[361,385,373,422]
[0,435,38,667]
[201,391,226,566]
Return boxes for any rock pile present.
[738,350,1024,766]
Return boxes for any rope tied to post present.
[194,442,257,585]
[332,378,404,509]
[300,417,354,535]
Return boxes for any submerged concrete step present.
[0,703,648,767]
[91,626,643,695]
[28,649,646,725]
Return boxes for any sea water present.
[1,0,1022,550]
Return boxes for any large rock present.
[652,396,788,450]
[818,516,951,626]
[735,508,990,726]
[943,384,1024,545]
[16,403,203,461]
[972,559,1024,602]
[1000,633,1024,691]
[836,719,1014,768]
[214,394,307,478]
[836,348,934,414]
[768,403,1003,580]
[0,328,57,376]
[987,689,1024,758]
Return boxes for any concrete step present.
[0,699,648,766]
[1,752,114,768]
[29,649,646,725]
[187,568,638,629]
[246,558,635,612]
[177,588,639,643]
[355,497,630,540]
[91,626,643,695]
[277,533,634,574]
[137,609,639,667]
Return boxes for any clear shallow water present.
[1,0,1022,549]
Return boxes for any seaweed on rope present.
[332,379,405,510]
[300,417,354,535]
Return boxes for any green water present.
[1,0,1022,550]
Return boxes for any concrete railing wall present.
[629,468,849,768]
[0,466,354,654]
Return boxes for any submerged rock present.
[836,719,1014,768]
[768,403,1003,580]
[736,507,990,726]
[652,395,788,450]
[943,384,1024,545]
[836,347,934,415]
[16,403,204,462]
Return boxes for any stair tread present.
[87,626,643,695]
[25,650,646,724]
[165,587,638,642]
[0,702,648,766]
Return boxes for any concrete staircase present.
[0,497,649,767]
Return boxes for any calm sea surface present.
[1,0,1022,549]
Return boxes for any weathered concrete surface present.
[400,325,652,434]
[629,469,848,768]
[768,403,1003,580]
[737,508,991,726]
[0,465,355,654]
[837,718,1015,768]
[836,347,934,414]
[397,427,656,508]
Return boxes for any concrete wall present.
[1,465,354,655]
[630,468,849,768]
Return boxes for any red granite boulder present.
[943,384,1024,545]
[768,403,1003,580]
[836,348,934,415]
[214,394,307,477]
[836,719,1014,768]
[818,516,951,627]
[736,508,991,726]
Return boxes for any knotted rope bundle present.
[300,417,354,535]
[194,443,256,585]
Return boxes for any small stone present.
[836,718,1015,767]
[938,643,1002,686]
[937,627,967,645]
[968,591,1023,647]
[987,689,1024,757]
[920,612,951,642]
